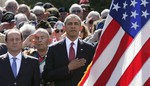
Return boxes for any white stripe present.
[84,16,125,86]
[107,20,150,85]
[129,58,150,86]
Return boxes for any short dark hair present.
[5,28,23,42]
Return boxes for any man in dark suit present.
[0,28,40,86]
[0,43,7,55]
[42,14,95,86]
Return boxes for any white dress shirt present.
[8,52,22,75]
[65,37,78,58]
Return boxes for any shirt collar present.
[65,37,78,46]
[8,52,22,60]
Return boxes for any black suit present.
[0,53,40,86]
[42,39,95,86]
[0,43,7,55]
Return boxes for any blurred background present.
[14,0,112,13]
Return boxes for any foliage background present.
[17,0,112,13]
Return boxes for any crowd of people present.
[0,0,110,86]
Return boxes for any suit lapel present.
[61,39,70,62]
[3,54,15,79]
[76,40,84,59]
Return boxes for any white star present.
[142,10,149,18]
[131,22,139,30]
[123,1,128,9]
[141,0,149,7]
[112,3,121,11]
[131,10,138,18]
[122,12,128,20]
[130,0,138,7]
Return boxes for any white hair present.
[101,9,110,19]
[15,13,29,28]
[19,23,36,39]
[69,3,83,13]
[86,11,101,21]
[32,6,45,14]
[34,28,50,38]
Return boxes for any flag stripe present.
[82,17,125,86]
[106,20,150,85]
[144,77,150,86]
[130,58,150,85]
[94,33,133,86]
[93,18,120,63]
[116,38,150,86]
[78,62,92,86]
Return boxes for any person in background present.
[46,7,59,18]
[19,23,36,40]
[85,11,101,33]
[80,4,93,20]
[69,3,83,20]
[36,20,53,35]
[17,4,31,19]
[42,14,95,86]
[43,2,54,10]
[47,16,58,28]
[0,43,7,55]
[0,7,3,22]
[28,13,38,26]
[52,20,65,43]
[15,13,29,29]
[0,11,16,32]
[4,0,19,14]
[32,6,45,22]
[0,28,40,86]
[58,7,68,22]
[79,23,91,40]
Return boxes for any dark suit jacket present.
[42,39,95,86]
[0,53,40,86]
[0,43,7,55]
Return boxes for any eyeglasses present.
[55,29,64,33]
[72,10,81,13]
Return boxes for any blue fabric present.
[12,58,17,78]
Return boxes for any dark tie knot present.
[71,42,74,46]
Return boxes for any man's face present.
[71,7,83,20]
[34,32,49,50]
[64,17,81,40]
[6,31,23,53]
[59,12,68,22]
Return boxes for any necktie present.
[12,57,17,78]
[69,42,75,61]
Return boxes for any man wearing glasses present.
[69,3,83,20]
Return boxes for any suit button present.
[14,82,17,85]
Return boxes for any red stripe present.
[143,78,150,86]
[116,38,150,86]
[94,33,133,86]
[93,19,120,64]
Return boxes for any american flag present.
[79,0,150,86]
